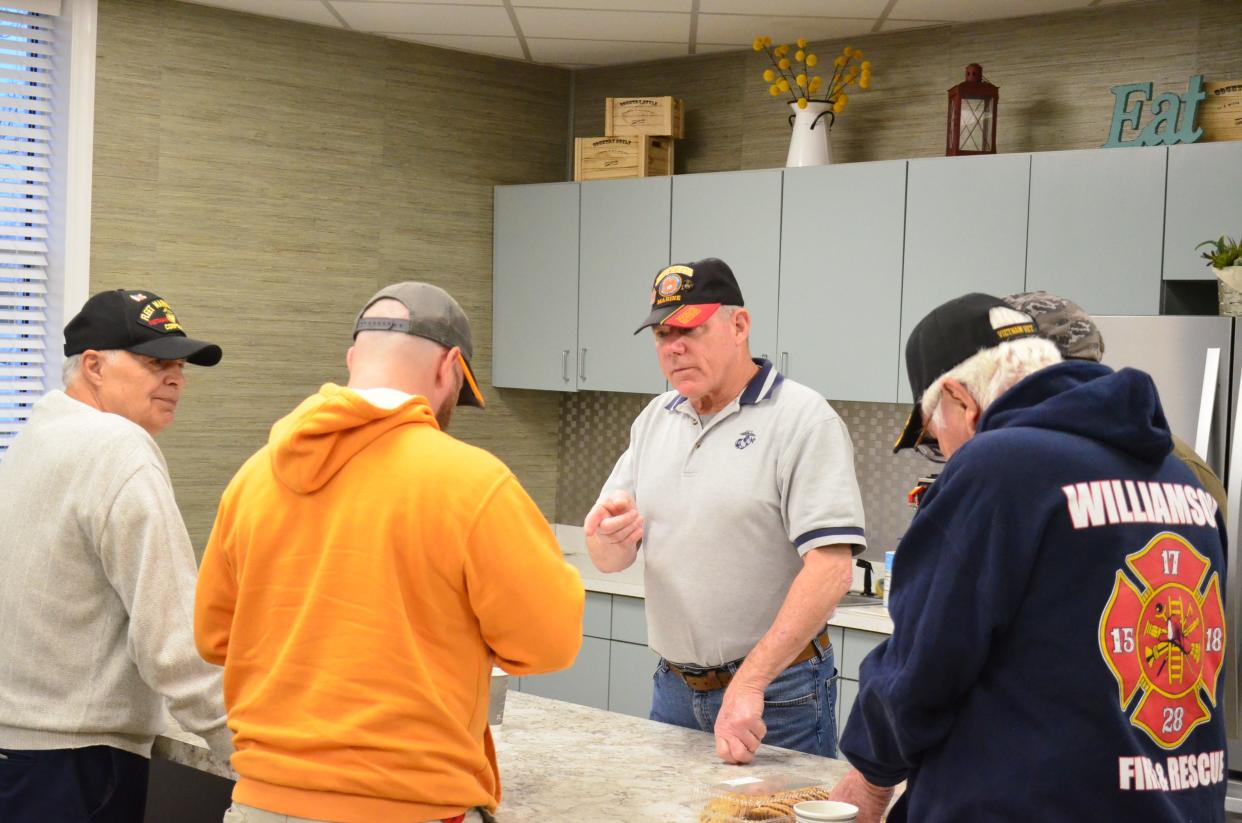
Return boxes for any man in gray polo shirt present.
[584,258,867,763]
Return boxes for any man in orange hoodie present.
[195,282,585,823]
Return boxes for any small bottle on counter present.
[883,550,896,608]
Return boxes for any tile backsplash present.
[555,391,929,563]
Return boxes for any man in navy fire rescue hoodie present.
[830,293,1227,823]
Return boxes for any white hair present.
[922,336,1062,432]
[61,349,120,386]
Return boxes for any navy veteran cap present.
[353,281,485,409]
[634,258,744,334]
[64,289,222,366]
[893,293,1038,453]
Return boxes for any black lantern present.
[947,63,998,156]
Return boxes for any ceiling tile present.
[527,38,687,66]
[513,0,690,9]
[182,0,344,27]
[388,33,526,60]
[516,8,689,42]
[330,2,515,34]
[700,0,889,15]
[697,14,875,46]
[887,0,1088,22]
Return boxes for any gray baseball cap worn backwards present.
[353,282,485,408]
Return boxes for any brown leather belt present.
[667,629,832,693]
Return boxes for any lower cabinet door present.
[838,678,859,742]
[608,640,661,718]
[521,636,610,710]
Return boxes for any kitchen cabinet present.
[492,183,581,391]
[608,640,661,718]
[835,627,886,742]
[577,178,670,394]
[521,636,611,710]
[583,591,612,639]
[1165,141,1242,280]
[838,678,859,741]
[899,153,1032,403]
[840,627,886,681]
[1026,147,1165,315]
[671,169,782,361]
[496,143,1229,401]
[610,594,647,645]
[778,161,907,402]
[523,593,656,714]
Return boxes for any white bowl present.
[793,799,859,822]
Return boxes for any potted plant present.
[1197,235,1242,316]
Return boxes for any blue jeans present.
[650,638,839,758]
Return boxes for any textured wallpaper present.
[556,390,926,563]
[573,0,1242,174]
[90,0,571,550]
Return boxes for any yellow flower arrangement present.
[753,36,873,118]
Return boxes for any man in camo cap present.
[1003,290,1225,514]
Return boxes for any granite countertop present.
[154,692,859,821]
[561,551,895,635]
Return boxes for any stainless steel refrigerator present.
[1090,314,1242,812]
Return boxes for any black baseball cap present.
[63,289,222,366]
[893,293,1038,453]
[353,281,485,408]
[634,258,745,334]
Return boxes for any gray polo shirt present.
[600,359,867,667]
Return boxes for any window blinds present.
[0,2,56,455]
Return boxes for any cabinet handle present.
[562,350,570,382]
[580,348,587,382]
[780,352,789,374]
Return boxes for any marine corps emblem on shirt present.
[1099,532,1225,749]
[735,430,756,450]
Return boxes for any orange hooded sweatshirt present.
[194,384,584,823]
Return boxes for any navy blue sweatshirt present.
[840,361,1227,822]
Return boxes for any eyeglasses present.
[913,428,946,464]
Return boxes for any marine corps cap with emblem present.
[633,257,745,334]
[893,292,1039,453]
[63,289,223,366]
[353,281,486,408]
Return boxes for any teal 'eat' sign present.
[1103,74,1204,148]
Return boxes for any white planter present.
[1214,265,1242,317]
[785,101,834,167]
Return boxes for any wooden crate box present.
[1200,81,1242,142]
[574,136,674,181]
[605,97,685,139]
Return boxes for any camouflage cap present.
[1002,291,1104,362]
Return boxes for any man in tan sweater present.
[0,290,232,823]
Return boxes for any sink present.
[838,593,883,607]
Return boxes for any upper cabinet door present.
[899,154,1032,403]
[1165,141,1242,281]
[492,183,580,392]
[1026,147,1165,315]
[778,160,907,402]
[578,178,671,395]
[671,169,782,362]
